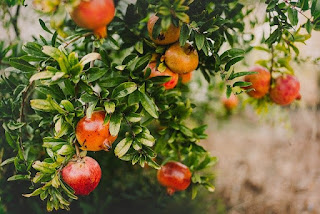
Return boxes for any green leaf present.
[30,99,55,112]
[51,31,58,47]
[109,112,122,136]
[8,174,30,181]
[288,8,298,26]
[128,91,141,105]
[195,33,205,50]
[126,113,141,123]
[9,58,37,73]
[114,138,133,158]
[23,42,47,56]
[23,188,43,197]
[179,24,190,46]
[5,131,16,149]
[60,100,74,112]
[42,46,63,61]
[86,68,108,82]
[99,77,127,88]
[146,157,160,170]
[139,92,159,118]
[39,19,53,34]
[60,179,78,200]
[47,96,66,114]
[311,0,320,17]
[233,81,252,87]
[57,145,74,156]
[265,29,281,45]
[134,54,152,72]
[152,17,162,39]
[29,71,54,82]
[80,93,98,103]
[139,133,155,147]
[80,53,101,66]
[192,185,198,199]
[204,182,215,192]
[104,102,115,114]
[111,82,137,99]
[305,19,312,34]
[32,161,56,173]
[228,71,257,80]
[225,56,244,71]
[149,76,172,84]
[86,101,97,119]
[1,157,15,167]
[161,16,171,31]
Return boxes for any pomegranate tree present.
[0,0,316,212]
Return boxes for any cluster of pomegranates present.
[60,111,192,196]
[145,15,198,90]
[244,66,301,106]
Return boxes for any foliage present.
[0,0,320,212]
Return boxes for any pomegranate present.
[243,66,271,99]
[146,62,179,90]
[61,156,101,195]
[70,0,115,38]
[222,93,239,110]
[270,75,300,106]
[165,42,199,74]
[157,161,192,195]
[180,72,193,84]
[76,111,117,151]
[147,15,180,45]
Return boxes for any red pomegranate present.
[61,156,101,195]
[270,75,301,106]
[146,62,179,90]
[70,0,115,38]
[157,161,192,195]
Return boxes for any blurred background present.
[1,1,320,214]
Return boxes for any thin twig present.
[6,5,21,39]
[284,0,312,21]
[18,82,34,164]
[63,32,93,48]
[90,46,96,68]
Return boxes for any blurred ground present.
[204,107,320,214]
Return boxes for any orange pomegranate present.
[222,93,239,110]
[70,0,115,38]
[76,111,117,151]
[180,72,193,84]
[147,15,181,45]
[165,42,199,74]
[157,161,192,195]
[243,66,271,99]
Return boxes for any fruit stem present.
[166,187,175,196]
[270,45,274,87]
[93,26,107,39]
[75,143,80,158]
